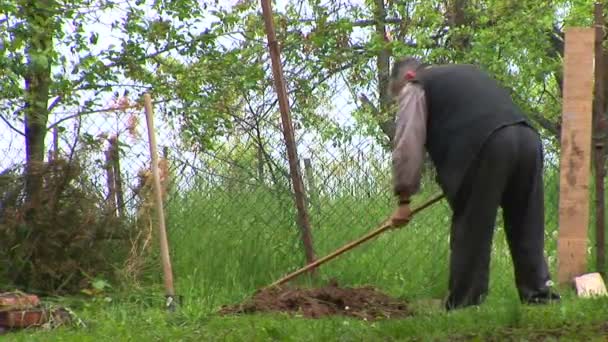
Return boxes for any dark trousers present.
[444,123,555,310]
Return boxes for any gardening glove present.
[389,197,411,228]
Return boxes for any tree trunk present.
[23,0,54,212]
[373,0,395,144]
[447,0,471,59]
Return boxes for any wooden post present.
[104,143,117,217]
[260,0,316,267]
[143,93,177,310]
[110,136,126,218]
[303,158,321,216]
[593,2,607,275]
[557,28,595,284]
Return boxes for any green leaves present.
[0,0,596,172]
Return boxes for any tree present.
[256,0,593,148]
[0,0,233,291]
[0,0,222,211]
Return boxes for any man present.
[387,57,560,310]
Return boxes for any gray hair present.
[388,57,427,98]
[390,57,426,80]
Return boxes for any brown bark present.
[446,0,471,59]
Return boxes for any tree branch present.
[0,114,24,136]
[291,17,404,27]
[548,25,565,97]
[359,93,395,142]
[47,97,173,130]
[528,111,560,140]
[47,30,216,115]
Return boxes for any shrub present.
[0,158,128,294]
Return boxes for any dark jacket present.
[412,64,533,197]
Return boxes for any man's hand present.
[390,201,412,228]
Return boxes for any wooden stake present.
[110,136,126,218]
[593,2,607,276]
[260,0,316,267]
[104,145,117,217]
[143,93,177,309]
[557,28,595,285]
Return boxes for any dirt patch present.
[219,281,413,320]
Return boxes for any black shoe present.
[523,292,561,305]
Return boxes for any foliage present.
[0,0,599,190]
[0,0,599,163]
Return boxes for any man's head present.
[389,57,427,98]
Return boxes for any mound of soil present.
[219,282,413,320]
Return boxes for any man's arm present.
[392,82,428,201]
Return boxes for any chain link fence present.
[154,68,565,305]
[0,87,568,307]
[0,75,565,305]
[0,30,573,306]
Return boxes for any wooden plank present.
[557,28,595,285]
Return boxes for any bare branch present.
[0,114,24,136]
[292,17,404,27]
[359,93,395,141]
[47,97,173,130]
[528,112,560,139]
[48,30,216,113]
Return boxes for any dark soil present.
[219,281,413,320]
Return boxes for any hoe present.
[264,193,445,290]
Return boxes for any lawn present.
[8,170,608,341]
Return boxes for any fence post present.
[557,27,595,285]
[105,140,117,217]
[593,2,607,276]
[304,158,321,217]
[110,136,126,218]
[260,0,316,268]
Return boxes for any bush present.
[0,158,129,294]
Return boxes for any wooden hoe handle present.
[264,193,445,290]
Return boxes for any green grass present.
[8,169,608,341]
[8,290,608,341]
